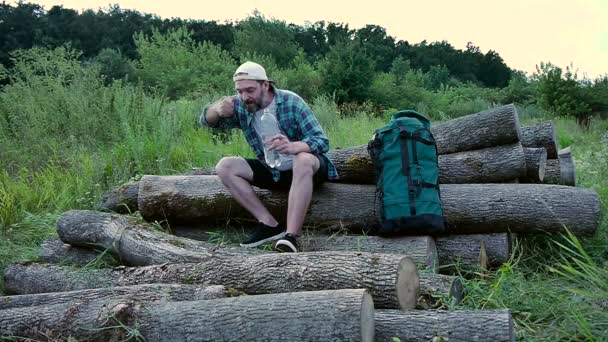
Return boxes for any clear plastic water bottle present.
[260,109,281,168]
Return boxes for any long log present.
[375,309,514,342]
[433,104,521,154]
[301,234,437,271]
[521,121,559,159]
[327,142,526,184]
[0,284,227,310]
[40,238,116,266]
[99,181,139,214]
[520,147,547,182]
[57,210,439,272]
[3,261,460,309]
[435,233,511,272]
[4,252,419,309]
[57,210,263,266]
[101,142,528,213]
[138,176,600,236]
[0,289,374,342]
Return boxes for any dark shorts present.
[245,155,329,190]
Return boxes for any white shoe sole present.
[240,232,286,248]
[275,239,298,253]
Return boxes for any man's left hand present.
[268,135,302,155]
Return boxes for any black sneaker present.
[275,233,299,253]
[240,222,285,247]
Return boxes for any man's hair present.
[257,80,274,91]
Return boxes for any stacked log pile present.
[2,104,599,341]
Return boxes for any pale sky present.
[24,0,608,79]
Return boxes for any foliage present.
[233,11,299,68]
[134,26,236,99]
[534,62,591,119]
[92,48,137,84]
[317,40,376,105]
[272,51,322,102]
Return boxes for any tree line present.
[1,1,606,121]
[1,2,511,87]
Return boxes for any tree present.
[318,40,376,104]
[534,62,591,120]
[354,25,396,72]
[478,50,511,88]
[233,11,300,68]
[135,26,236,99]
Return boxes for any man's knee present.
[293,153,318,178]
[215,157,250,180]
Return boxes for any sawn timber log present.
[520,147,547,182]
[137,175,600,236]
[100,142,528,213]
[0,289,374,342]
[57,210,263,266]
[4,252,420,309]
[521,121,559,159]
[375,309,514,342]
[435,233,512,271]
[55,210,433,270]
[544,147,576,186]
[0,284,227,310]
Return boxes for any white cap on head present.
[233,61,273,82]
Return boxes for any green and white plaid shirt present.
[200,88,339,182]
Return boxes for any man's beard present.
[245,92,264,112]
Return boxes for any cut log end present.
[479,240,489,270]
[396,257,420,310]
[360,291,375,342]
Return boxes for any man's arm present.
[199,96,236,128]
[294,102,330,155]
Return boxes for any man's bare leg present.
[215,156,278,227]
[285,153,320,236]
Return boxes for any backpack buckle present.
[399,130,411,139]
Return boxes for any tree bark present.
[544,147,576,186]
[138,176,601,236]
[301,234,437,271]
[520,147,547,182]
[0,289,374,342]
[432,104,521,154]
[558,147,576,186]
[0,284,227,310]
[417,273,464,309]
[521,121,558,159]
[99,181,139,214]
[435,233,512,272]
[437,143,526,184]
[375,309,514,342]
[4,252,420,309]
[544,159,560,184]
[57,210,263,266]
[40,238,116,266]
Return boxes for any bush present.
[233,11,300,68]
[135,26,236,99]
[92,48,136,84]
[317,40,376,105]
[272,51,322,102]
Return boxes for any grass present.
[0,64,607,340]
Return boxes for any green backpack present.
[367,110,446,235]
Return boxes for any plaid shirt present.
[200,88,339,182]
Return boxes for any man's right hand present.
[215,96,235,119]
